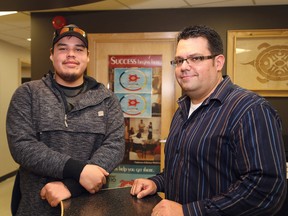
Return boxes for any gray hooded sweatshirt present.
[6,71,125,215]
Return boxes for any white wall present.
[0,40,30,177]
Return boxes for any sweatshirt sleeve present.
[6,83,70,179]
[87,91,125,173]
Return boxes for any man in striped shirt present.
[130,25,286,216]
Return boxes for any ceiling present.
[0,0,288,50]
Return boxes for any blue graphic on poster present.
[114,68,152,93]
[116,93,151,118]
[115,68,152,118]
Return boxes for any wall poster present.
[106,55,162,188]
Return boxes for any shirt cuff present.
[61,178,87,197]
[63,158,86,181]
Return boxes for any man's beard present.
[57,71,83,82]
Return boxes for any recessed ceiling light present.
[27,38,31,42]
[0,11,17,16]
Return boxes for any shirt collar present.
[203,75,235,105]
[177,75,236,108]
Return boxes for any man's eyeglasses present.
[57,27,86,38]
[170,54,218,67]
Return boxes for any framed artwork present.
[227,29,288,97]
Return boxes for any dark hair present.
[177,25,223,55]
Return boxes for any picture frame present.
[227,29,288,97]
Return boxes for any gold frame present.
[227,29,288,97]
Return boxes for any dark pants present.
[11,171,21,216]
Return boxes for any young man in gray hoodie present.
[6,24,125,215]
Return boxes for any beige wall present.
[0,40,30,177]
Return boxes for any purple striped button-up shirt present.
[150,76,286,215]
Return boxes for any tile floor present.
[0,176,14,216]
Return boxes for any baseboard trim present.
[0,170,18,183]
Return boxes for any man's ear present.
[87,50,90,63]
[49,48,53,62]
[215,54,225,71]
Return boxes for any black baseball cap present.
[52,24,88,48]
